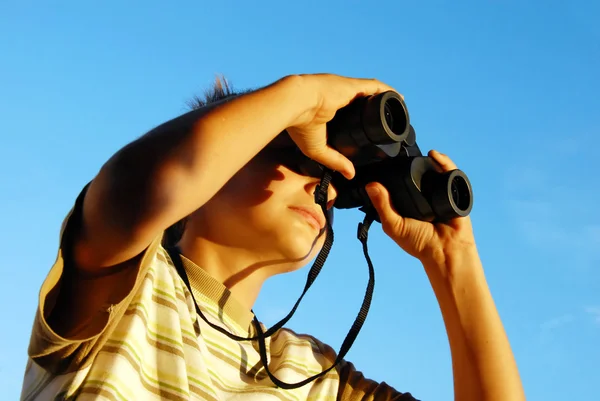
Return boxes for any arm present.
[422,246,525,401]
[45,77,313,336]
[50,74,393,336]
[365,150,525,401]
[76,75,313,271]
[49,76,315,338]
[76,73,389,271]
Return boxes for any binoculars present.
[328,91,473,222]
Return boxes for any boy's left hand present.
[365,150,477,266]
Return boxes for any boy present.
[21,74,525,400]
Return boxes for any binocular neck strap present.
[168,168,378,390]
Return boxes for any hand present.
[284,74,398,180]
[365,150,477,265]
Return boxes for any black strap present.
[168,168,378,389]
[254,209,377,389]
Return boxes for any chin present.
[275,229,325,264]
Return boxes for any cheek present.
[212,166,289,232]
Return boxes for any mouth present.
[289,206,326,231]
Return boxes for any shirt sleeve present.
[311,337,420,401]
[26,184,163,375]
[336,359,420,401]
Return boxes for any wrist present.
[421,246,491,344]
[421,244,484,290]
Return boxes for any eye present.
[297,159,324,178]
[281,149,324,178]
[261,146,324,178]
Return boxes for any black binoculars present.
[327,91,473,222]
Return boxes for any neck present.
[178,235,281,311]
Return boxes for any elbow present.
[98,144,176,233]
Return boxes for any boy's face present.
[192,144,338,273]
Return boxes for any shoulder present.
[271,327,338,371]
[271,328,419,401]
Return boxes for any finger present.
[295,124,356,179]
[296,126,354,179]
[429,149,458,172]
[310,146,355,180]
[365,182,405,236]
[351,78,402,99]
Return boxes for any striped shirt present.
[21,194,417,400]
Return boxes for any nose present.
[306,179,338,210]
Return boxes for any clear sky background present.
[1,1,598,400]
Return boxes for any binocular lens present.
[451,175,471,212]
[384,103,394,130]
[427,169,473,219]
[383,97,407,137]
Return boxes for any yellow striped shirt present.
[21,199,416,401]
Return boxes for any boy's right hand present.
[284,74,398,180]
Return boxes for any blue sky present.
[1,1,598,399]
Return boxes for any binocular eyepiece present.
[327,91,473,222]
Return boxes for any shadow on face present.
[187,149,336,282]
[221,157,286,207]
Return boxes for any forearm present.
[79,75,312,268]
[101,76,306,224]
[108,75,311,221]
[423,247,525,401]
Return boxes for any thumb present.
[365,183,406,237]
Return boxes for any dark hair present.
[162,76,247,248]
[185,75,240,110]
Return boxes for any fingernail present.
[365,185,379,197]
